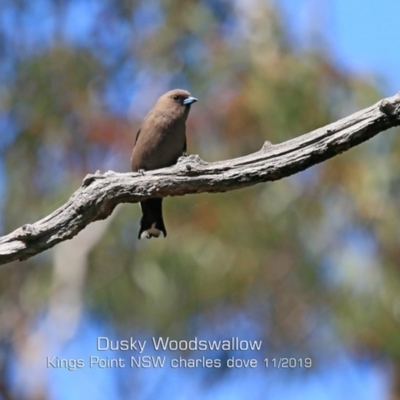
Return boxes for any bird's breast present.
[132,115,186,171]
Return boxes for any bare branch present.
[1,92,400,265]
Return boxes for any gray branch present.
[1,92,400,266]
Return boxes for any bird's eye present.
[173,95,179,100]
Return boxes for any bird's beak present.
[183,96,198,105]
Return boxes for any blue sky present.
[10,314,391,400]
[279,0,400,94]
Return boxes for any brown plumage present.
[131,89,197,239]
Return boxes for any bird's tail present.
[138,198,167,239]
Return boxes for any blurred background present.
[0,0,400,398]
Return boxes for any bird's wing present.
[183,138,187,155]
[134,128,141,146]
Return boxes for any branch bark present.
[1,92,400,265]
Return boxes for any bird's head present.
[156,89,198,114]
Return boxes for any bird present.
[131,89,198,239]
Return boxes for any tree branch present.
[1,92,400,265]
